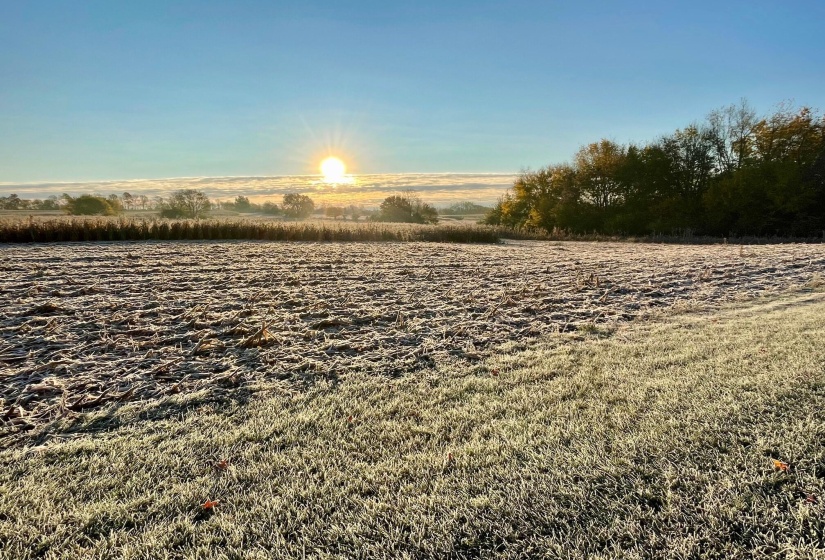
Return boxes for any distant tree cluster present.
[216,193,325,219]
[64,194,123,216]
[441,202,493,215]
[260,201,281,215]
[0,194,61,211]
[222,193,328,219]
[120,192,151,210]
[217,196,282,215]
[485,100,825,237]
[320,204,364,221]
[1,190,328,221]
[2,192,157,214]
[371,192,439,224]
[159,189,211,218]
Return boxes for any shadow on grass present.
[14,385,258,450]
[3,322,622,450]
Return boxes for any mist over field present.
[0,173,515,208]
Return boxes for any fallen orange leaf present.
[806,494,818,504]
[773,459,790,472]
[215,459,229,471]
[202,499,220,509]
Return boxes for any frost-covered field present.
[2,240,824,438]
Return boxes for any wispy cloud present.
[0,173,516,207]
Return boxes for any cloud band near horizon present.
[0,173,518,207]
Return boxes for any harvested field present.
[1,240,824,442]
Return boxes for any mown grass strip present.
[1,294,823,558]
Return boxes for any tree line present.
[485,100,825,237]
[2,189,442,224]
[0,194,62,211]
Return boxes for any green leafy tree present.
[377,196,414,222]
[64,195,121,216]
[107,194,124,214]
[373,193,438,224]
[415,203,439,224]
[234,195,253,212]
[282,193,315,219]
[489,191,533,228]
[573,140,627,212]
[485,165,584,232]
[0,194,23,210]
[30,196,60,211]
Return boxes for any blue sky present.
[1,0,823,183]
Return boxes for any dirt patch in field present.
[2,240,824,440]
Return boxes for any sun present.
[320,156,346,183]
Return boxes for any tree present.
[261,201,281,215]
[160,189,211,218]
[706,98,758,174]
[485,165,582,232]
[64,195,121,216]
[415,202,439,224]
[530,164,582,232]
[704,104,825,236]
[377,196,414,222]
[38,196,60,210]
[485,191,526,228]
[621,127,716,234]
[16,198,33,210]
[107,194,124,214]
[282,193,315,219]
[443,202,492,215]
[325,206,344,219]
[574,140,627,212]
[512,167,556,229]
[372,192,438,224]
[234,195,253,212]
[484,98,824,237]
[345,205,363,221]
[122,192,134,210]
[0,194,23,210]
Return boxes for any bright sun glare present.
[320,157,346,183]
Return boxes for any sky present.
[1,0,824,193]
